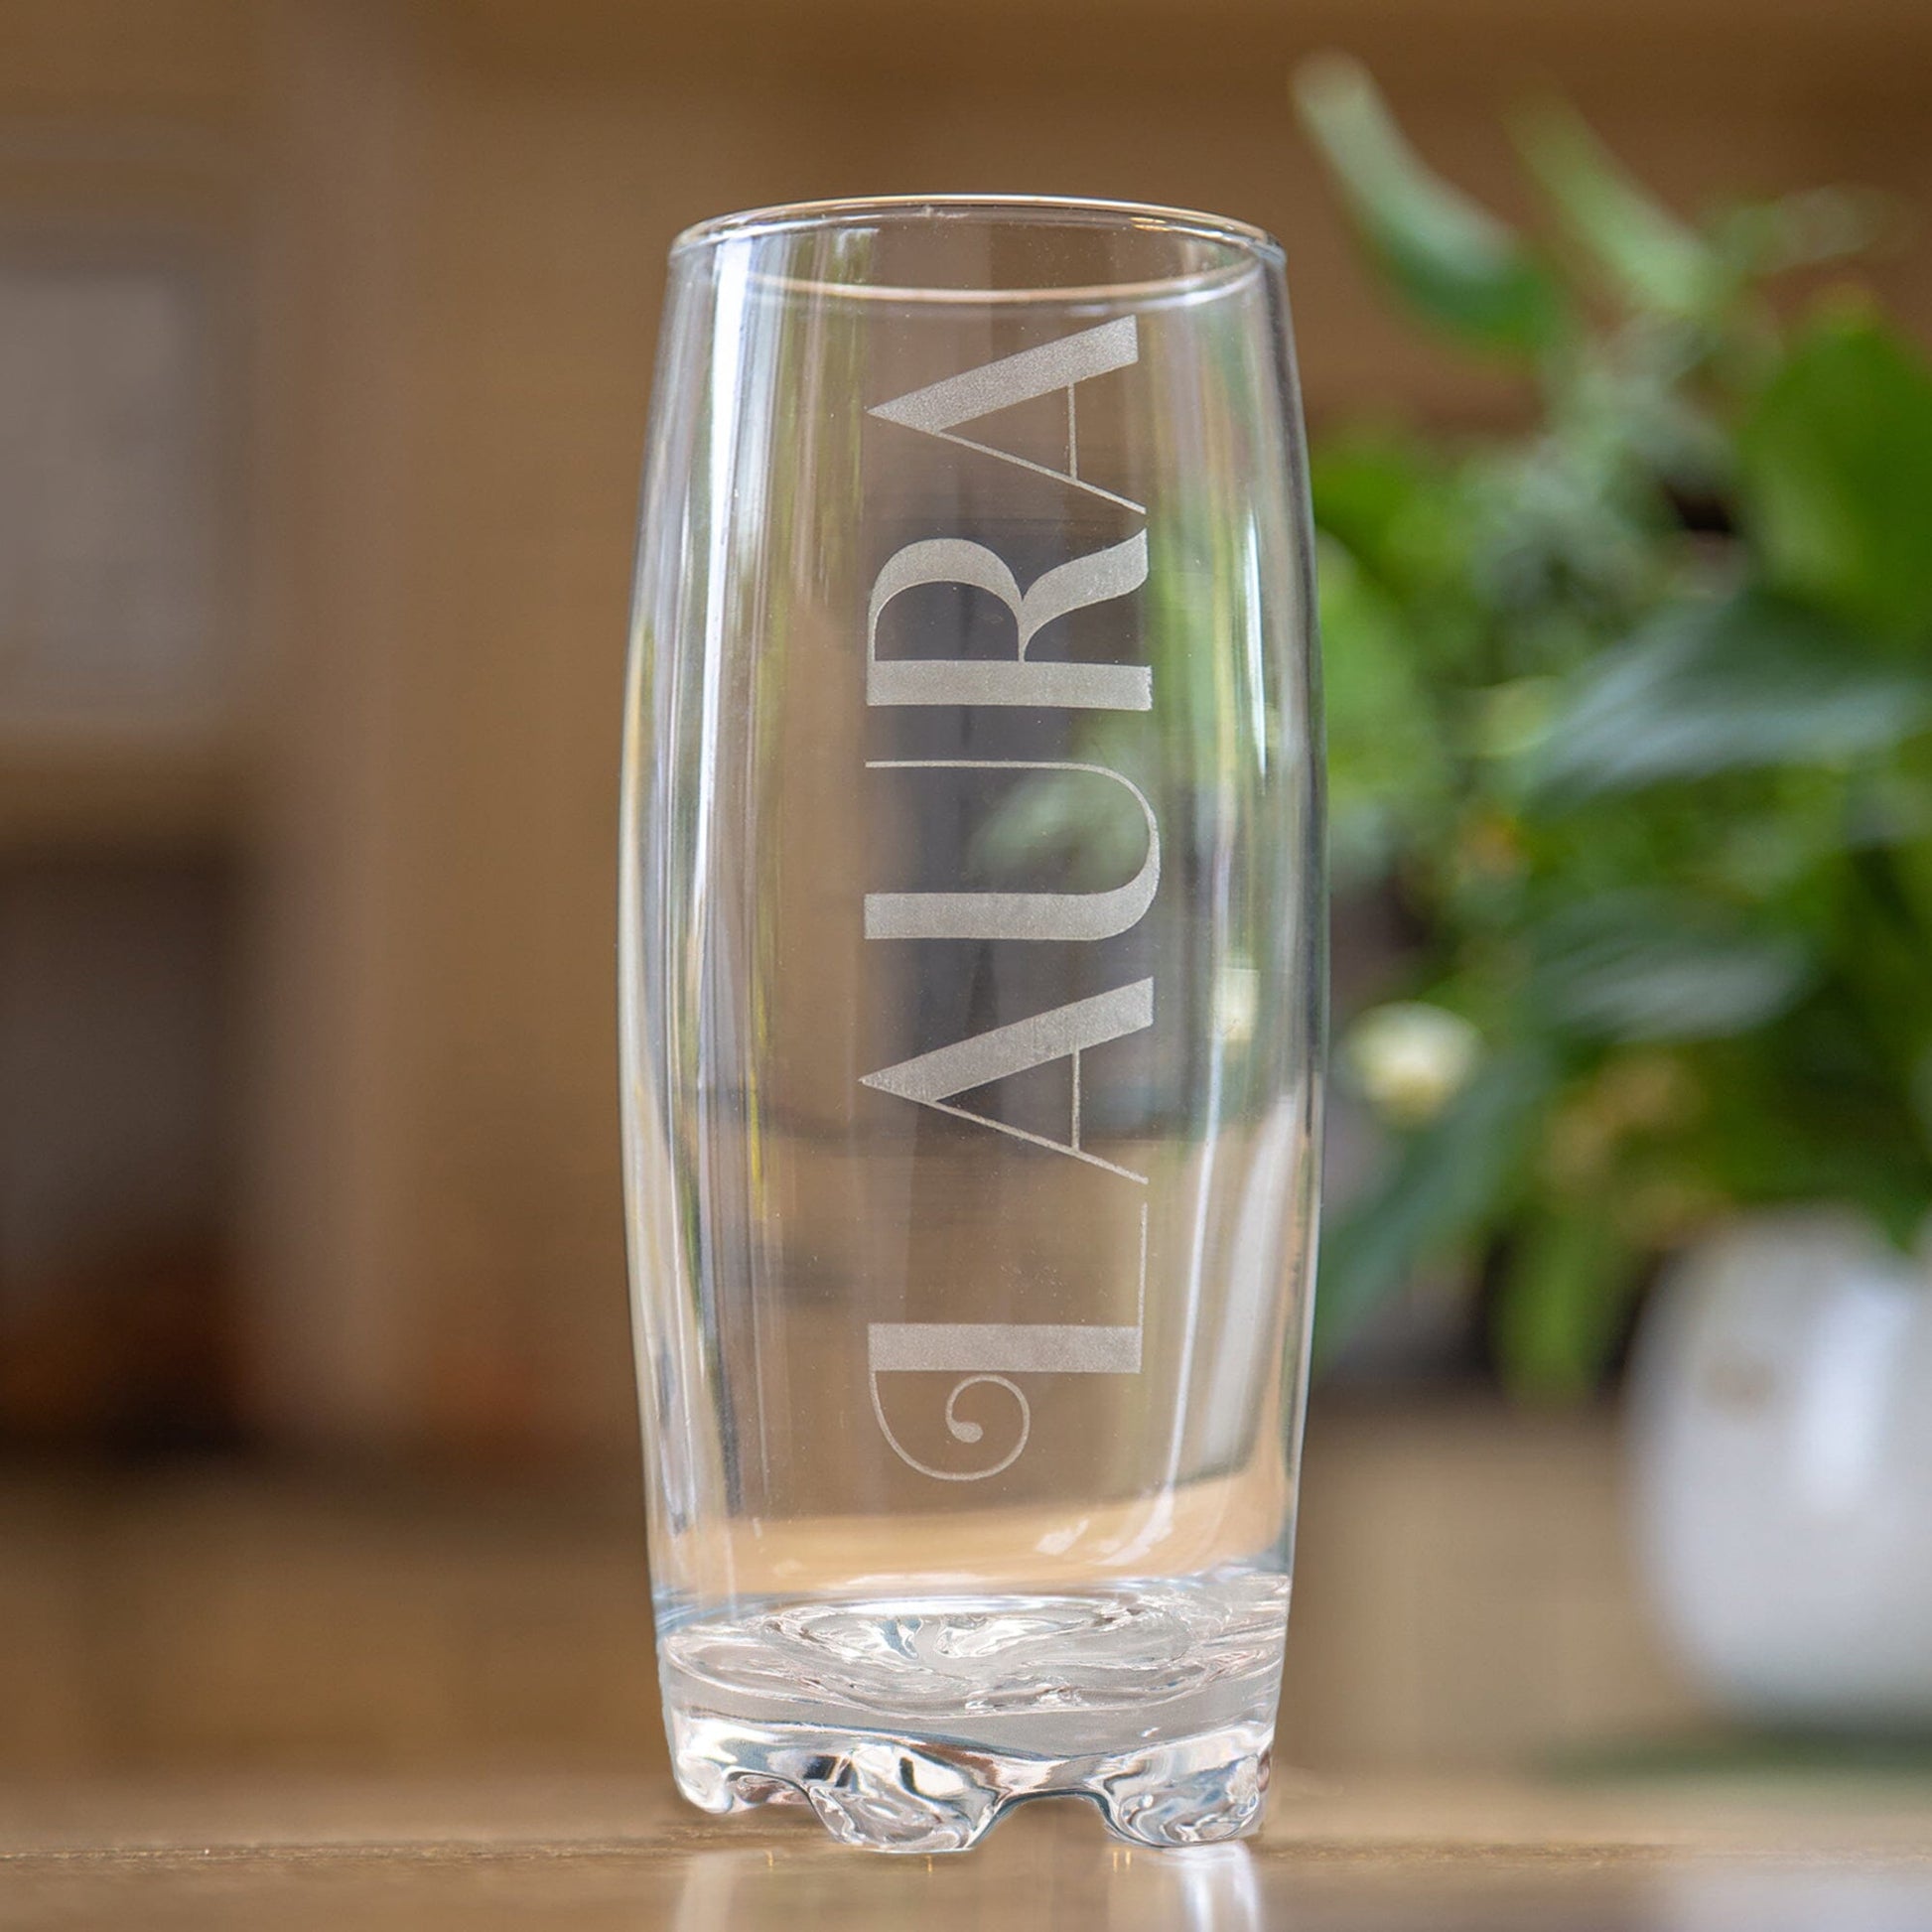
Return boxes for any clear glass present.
[620,195,1324,1853]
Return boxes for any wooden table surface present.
[5,1769,1931,1930]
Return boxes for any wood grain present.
[5,1770,1931,1931]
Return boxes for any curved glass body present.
[620,197,1323,1853]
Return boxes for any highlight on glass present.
[620,195,1324,1853]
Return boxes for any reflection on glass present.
[666,1831,1265,1931]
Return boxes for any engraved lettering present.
[869,1322,1142,1375]
[865,1203,1150,1482]
[867,532,1150,711]
[869,316,1142,511]
[861,318,1157,1480]
[864,759,1159,942]
[861,978,1152,1182]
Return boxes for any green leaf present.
[1311,432,1442,579]
[1492,1203,1637,1399]
[1716,189,1890,280]
[1295,55,1567,357]
[1737,306,1932,640]
[1689,1033,1932,1245]
[1513,99,1716,318]
[1530,589,1932,795]
[1314,1046,1555,1365]
[1533,895,1813,1043]
[1317,536,1450,883]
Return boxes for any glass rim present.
[668,194,1285,306]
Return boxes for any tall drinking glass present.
[621,196,1323,1854]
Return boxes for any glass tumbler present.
[620,196,1324,1854]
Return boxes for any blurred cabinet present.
[0,253,238,848]
[0,259,225,729]
[0,5,254,1449]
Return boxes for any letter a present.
[862,980,1152,1182]
[869,318,1142,512]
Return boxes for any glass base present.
[668,1707,1272,1853]
[658,1576,1286,1853]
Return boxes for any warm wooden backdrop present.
[2,0,1929,1459]
[4,0,1927,1778]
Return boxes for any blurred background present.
[3,0,1931,1785]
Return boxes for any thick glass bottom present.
[658,1574,1287,1853]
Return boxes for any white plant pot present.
[1629,1209,1932,1728]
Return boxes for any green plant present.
[1297,56,1932,1395]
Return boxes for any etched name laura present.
[860,319,1159,1480]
